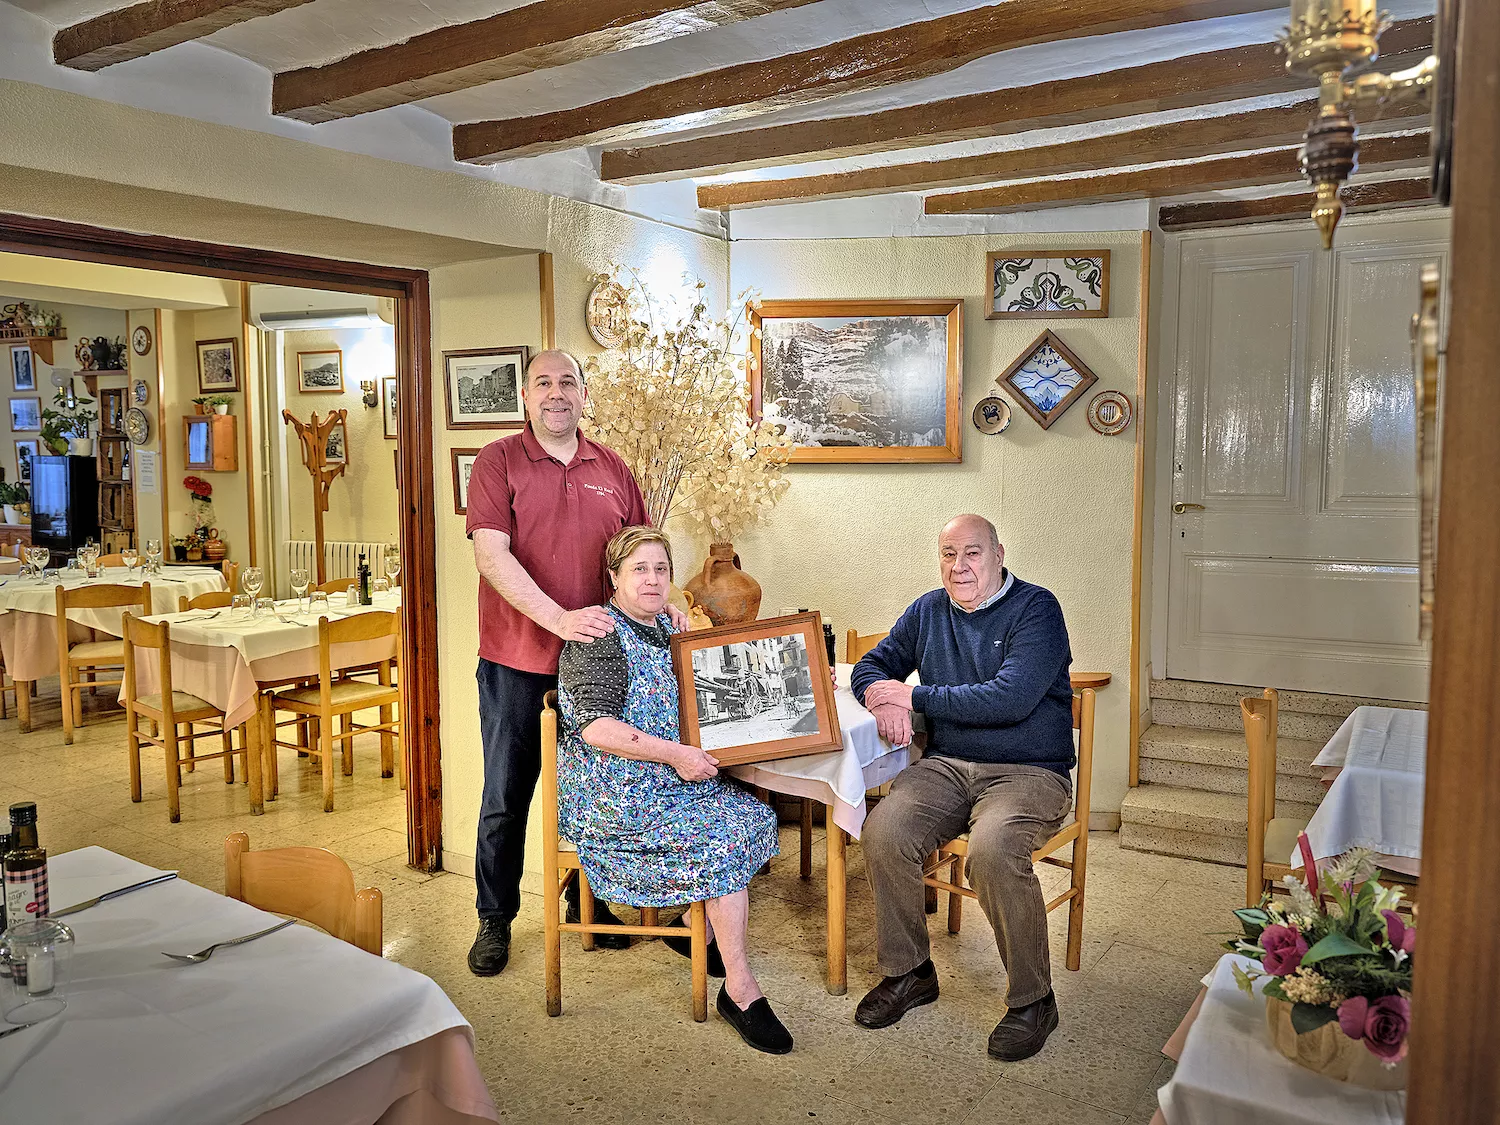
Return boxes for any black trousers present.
[475,659,556,921]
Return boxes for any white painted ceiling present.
[1,0,1437,237]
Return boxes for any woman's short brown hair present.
[604,524,674,585]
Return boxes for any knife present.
[50,871,179,918]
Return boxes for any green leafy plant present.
[206,394,233,408]
[0,480,29,506]
[40,388,97,454]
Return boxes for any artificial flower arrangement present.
[1226,834,1414,1071]
[183,475,216,538]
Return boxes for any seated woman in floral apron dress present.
[556,525,789,1054]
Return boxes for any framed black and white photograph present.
[382,376,398,440]
[451,448,481,514]
[985,250,1110,320]
[750,299,963,464]
[297,349,344,393]
[196,337,241,393]
[14,439,36,483]
[323,420,348,465]
[10,345,34,391]
[9,397,40,433]
[443,346,529,430]
[670,612,841,767]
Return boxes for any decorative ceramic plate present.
[132,379,150,405]
[132,324,152,357]
[124,406,151,445]
[1086,390,1132,435]
[972,396,1012,435]
[585,280,631,349]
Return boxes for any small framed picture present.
[997,330,1100,430]
[986,250,1110,320]
[669,612,842,768]
[196,337,241,392]
[298,349,344,393]
[9,397,41,433]
[444,347,528,429]
[451,448,481,514]
[14,439,36,483]
[324,421,348,465]
[10,345,35,391]
[382,376,398,440]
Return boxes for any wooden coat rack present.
[282,408,347,584]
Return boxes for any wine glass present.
[241,566,264,603]
[145,539,162,574]
[26,546,48,577]
[121,545,139,572]
[289,568,310,613]
[383,544,401,587]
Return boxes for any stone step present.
[1139,725,1324,777]
[1119,784,1319,866]
[1137,756,1326,806]
[1149,698,1344,742]
[1118,820,1246,867]
[1150,678,1426,717]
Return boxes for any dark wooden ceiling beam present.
[454,0,1285,163]
[922,130,1431,214]
[603,16,1434,183]
[1157,178,1436,229]
[54,0,316,71]
[272,0,823,125]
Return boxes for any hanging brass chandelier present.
[1280,1,1439,248]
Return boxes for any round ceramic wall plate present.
[124,406,151,445]
[973,396,1012,435]
[1087,390,1132,435]
[132,379,150,405]
[585,280,631,349]
[132,324,153,356]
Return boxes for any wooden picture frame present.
[196,337,241,393]
[10,344,34,391]
[997,330,1100,430]
[324,420,348,465]
[750,299,963,464]
[443,346,528,429]
[670,612,842,767]
[9,397,40,433]
[14,439,36,483]
[382,376,398,439]
[985,249,1110,320]
[451,447,481,514]
[297,349,344,393]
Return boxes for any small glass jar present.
[254,597,275,618]
[373,578,390,596]
[0,917,75,1025]
[231,594,252,618]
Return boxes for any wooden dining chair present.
[846,628,889,664]
[224,832,382,955]
[540,690,708,1020]
[1243,689,1307,907]
[314,576,357,596]
[123,612,250,822]
[55,581,152,744]
[268,611,402,812]
[178,591,235,612]
[221,560,239,596]
[923,687,1095,971]
[94,553,127,568]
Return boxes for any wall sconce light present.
[1281,0,1439,249]
[360,380,378,408]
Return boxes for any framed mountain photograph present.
[750,299,963,464]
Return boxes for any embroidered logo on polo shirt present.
[581,483,617,497]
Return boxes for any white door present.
[1165,216,1448,702]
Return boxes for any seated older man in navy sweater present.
[850,513,1074,1061]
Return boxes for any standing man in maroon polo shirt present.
[465,348,680,975]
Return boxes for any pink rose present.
[1337,995,1411,1062]
[1260,924,1308,976]
[1383,909,1416,954]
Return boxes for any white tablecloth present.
[1296,706,1427,876]
[0,847,481,1125]
[143,591,403,665]
[730,663,911,838]
[0,565,227,632]
[1158,955,1405,1125]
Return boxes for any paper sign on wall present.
[136,450,157,494]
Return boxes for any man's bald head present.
[938,514,1005,610]
[941,513,1000,551]
[525,348,584,388]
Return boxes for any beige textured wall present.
[729,233,1143,813]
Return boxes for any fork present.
[161,918,296,963]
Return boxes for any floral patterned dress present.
[557,604,778,907]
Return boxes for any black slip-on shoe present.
[854,968,940,1029]
[661,919,727,977]
[987,991,1059,1061]
[564,887,631,950]
[467,916,511,976]
[717,986,793,1054]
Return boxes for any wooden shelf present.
[0,331,66,366]
[75,370,126,398]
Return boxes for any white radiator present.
[286,539,389,581]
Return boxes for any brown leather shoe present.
[854,967,939,1029]
[987,991,1059,1061]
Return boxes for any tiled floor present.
[0,687,1246,1124]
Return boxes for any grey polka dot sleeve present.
[558,614,673,730]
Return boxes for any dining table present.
[0,565,228,732]
[0,846,496,1125]
[729,662,911,995]
[127,591,404,814]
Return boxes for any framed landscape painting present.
[197,338,241,393]
[9,397,40,433]
[750,299,963,463]
[670,612,841,768]
[297,349,344,393]
[444,346,528,429]
[986,250,1110,320]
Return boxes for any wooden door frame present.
[0,212,444,872]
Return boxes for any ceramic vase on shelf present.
[2,505,17,526]
[68,437,94,457]
[1264,998,1408,1091]
[684,542,761,626]
[203,534,227,563]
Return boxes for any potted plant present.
[192,397,209,415]
[0,480,28,525]
[170,535,188,562]
[40,387,98,457]
[1226,836,1413,1090]
[206,394,232,416]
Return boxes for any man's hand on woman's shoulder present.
[554,605,616,642]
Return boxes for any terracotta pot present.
[203,535,227,563]
[684,542,761,626]
[1264,997,1408,1090]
